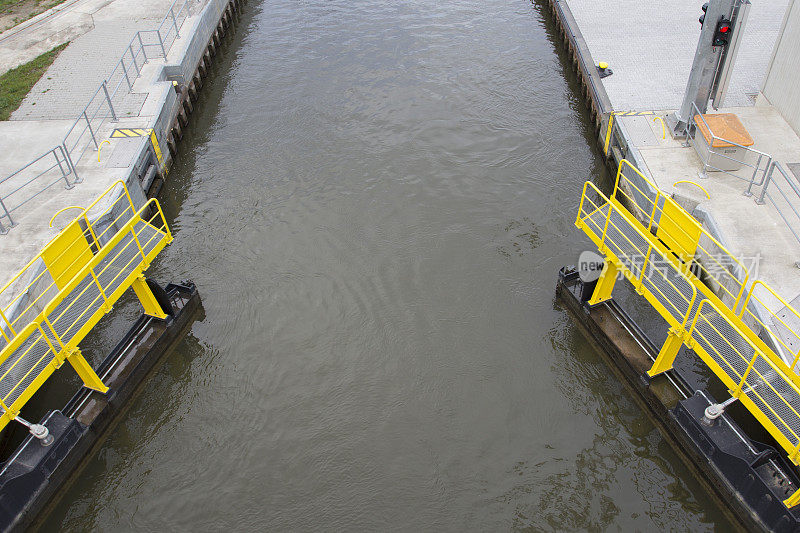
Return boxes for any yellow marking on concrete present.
[604,110,660,155]
[150,130,163,165]
[110,128,152,138]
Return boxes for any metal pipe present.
[62,142,81,184]
[84,111,98,148]
[138,32,147,61]
[129,43,140,77]
[170,6,180,38]
[54,147,72,189]
[0,196,13,233]
[158,31,167,58]
[101,81,117,121]
[120,58,132,91]
[756,162,776,205]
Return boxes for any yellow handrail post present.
[588,259,619,306]
[603,113,615,156]
[131,276,168,319]
[732,352,759,398]
[648,327,684,377]
[785,487,800,508]
[637,244,652,295]
[65,347,108,393]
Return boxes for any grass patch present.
[1,1,69,32]
[0,42,67,120]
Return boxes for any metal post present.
[62,142,81,184]
[170,6,180,38]
[757,162,775,205]
[158,31,167,58]
[129,44,141,76]
[65,347,108,393]
[588,259,619,306]
[120,59,133,91]
[138,32,148,61]
[648,327,684,377]
[0,196,13,233]
[84,110,98,148]
[745,154,769,197]
[669,0,738,136]
[101,81,117,121]
[131,276,168,319]
[54,147,73,189]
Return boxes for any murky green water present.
[39,1,732,530]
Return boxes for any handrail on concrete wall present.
[687,103,773,191]
[756,161,800,248]
[0,146,75,235]
[0,0,192,235]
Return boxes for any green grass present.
[0,42,67,120]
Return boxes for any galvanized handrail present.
[755,161,800,247]
[0,146,75,234]
[686,102,772,193]
[0,0,192,234]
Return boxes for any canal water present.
[40,0,732,530]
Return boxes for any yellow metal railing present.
[611,160,749,311]
[577,160,800,507]
[578,181,698,330]
[690,299,800,466]
[0,181,172,432]
[740,281,800,371]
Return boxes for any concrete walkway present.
[564,0,800,350]
[567,0,789,110]
[619,106,800,314]
[0,0,206,287]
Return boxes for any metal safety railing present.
[739,281,800,371]
[578,180,699,330]
[63,0,192,170]
[612,159,749,311]
[686,102,772,189]
[0,0,193,234]
[0,146,76,234]
[690,299,800,468]
[0,181,172,433]
[576,160,800,504]
[755,161,800,248]
[684,107,800,257]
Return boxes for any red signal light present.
[713,18,733,47]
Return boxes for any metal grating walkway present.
[0,222,164,409]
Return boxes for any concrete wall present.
[164,0,231,85]
[762,0,800,135]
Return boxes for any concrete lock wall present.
[762,0,800,136]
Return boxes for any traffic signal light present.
[713,18,732,46]
[699,2,708,25]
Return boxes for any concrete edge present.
[543,0,614,137]
[0,0,242,330]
